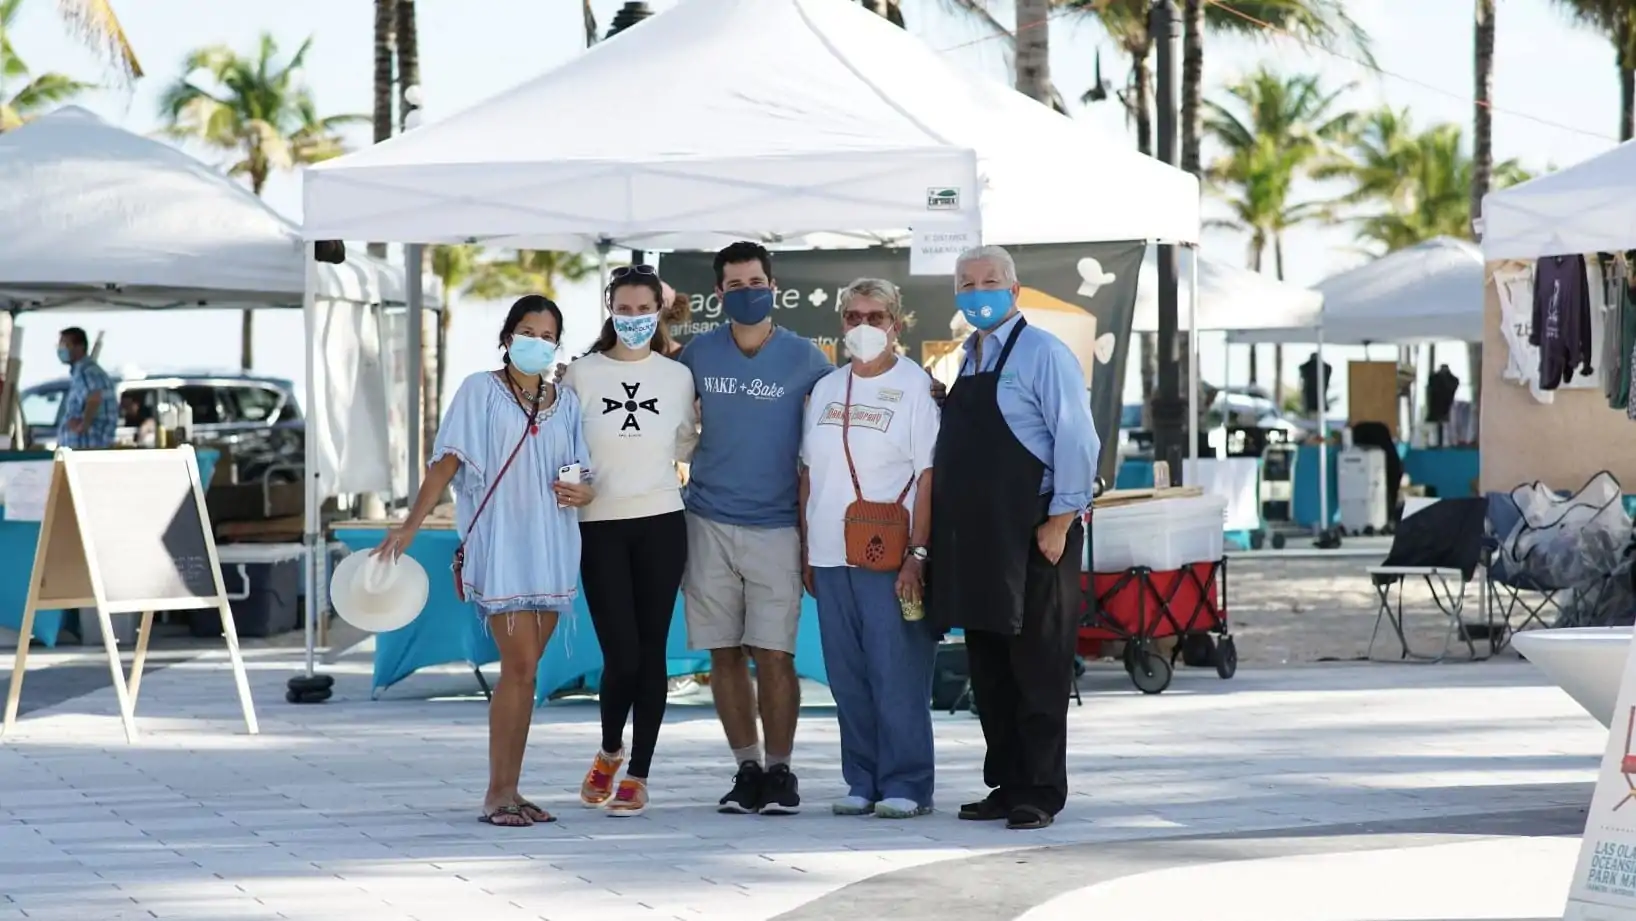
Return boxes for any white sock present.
[732,744,762,766]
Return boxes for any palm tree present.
[1181,1,1373,176]
[583,0,600,45]
[1338,108,1530,253]
[158,33,366,369]
[1471,0,1495,436]
[1550,0,1636,140]
[0,0,95,131]
[1015,0,1053,103]
[1204,68,1353,406]
[54,0,141,81]
[369,0,395,260]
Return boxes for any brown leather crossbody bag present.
[839,372,915,571]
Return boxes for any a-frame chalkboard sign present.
[1,447,258,742]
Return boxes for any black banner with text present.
[658,242,1142,480]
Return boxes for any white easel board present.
[1,447,258,742]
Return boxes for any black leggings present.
[579,510,687,778]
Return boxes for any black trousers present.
[964,520,1084,815]
[579,510,688,778]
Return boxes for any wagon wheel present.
[1214,636,1239,680]
[1180,633,1214,668]
[1129,649,1172,694]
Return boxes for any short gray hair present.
[954,245,1018,288]
[838,277,904,322]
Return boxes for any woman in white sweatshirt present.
[560,265,698,817]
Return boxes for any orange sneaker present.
[606,777,648,817]
[579,750,624,807]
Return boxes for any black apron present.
[929,318,1047,635]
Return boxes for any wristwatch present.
[909,545,929,562]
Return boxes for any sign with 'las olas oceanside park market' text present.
[1568,631,1636,920]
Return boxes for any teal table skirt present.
[0,448,218,646]
[333,527,832,702]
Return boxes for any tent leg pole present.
[1186,244,1199,471]
[287,241,334,705]
[405,244,425,503]
[1317,329,1330,545]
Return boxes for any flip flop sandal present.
[517,801,556,824]
[479,804,532,827]
[1005,805,1054,830]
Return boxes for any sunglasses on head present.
[609,264,659,282]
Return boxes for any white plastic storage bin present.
[1093,495,1228,572]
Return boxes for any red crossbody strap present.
[464,401,539,543]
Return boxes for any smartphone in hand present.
[557,463,581,508]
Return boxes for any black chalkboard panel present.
[68,450,218,607]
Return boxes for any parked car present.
[20,371,303,483]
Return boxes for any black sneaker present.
[758,764,801,815]
[718,761,764,814]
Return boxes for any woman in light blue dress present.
[375,294,594,828]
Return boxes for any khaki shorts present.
[682,512,803,654]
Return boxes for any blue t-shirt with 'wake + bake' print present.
[679,324,833,529]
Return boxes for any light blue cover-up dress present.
[432,370,590,618]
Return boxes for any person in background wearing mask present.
[562,266,698,817]
[931,245,1099,832]
[678,240,833,815]
[374,294,595,829]
[56,327,116,449]
[798,278,939,819]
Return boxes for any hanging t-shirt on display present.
[1531,253,1595,390]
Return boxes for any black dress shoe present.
[957,797,1008,821]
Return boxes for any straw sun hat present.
[330,550,429,633]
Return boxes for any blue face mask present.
[722,286,774,325]
[611,313,660,350]
[507,334,558,375]
[955,289,1015,331]
[56,346,72,364]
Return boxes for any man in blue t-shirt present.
[678,241,832,817]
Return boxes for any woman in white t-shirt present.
[798,278,940,819]
[561,266,698,817]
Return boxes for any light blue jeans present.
[812,566,938,806]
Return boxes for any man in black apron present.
[929,246,1099,831]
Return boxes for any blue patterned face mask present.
[955,289,1014,330]
[507,334,558,374]
[611,313,660,349]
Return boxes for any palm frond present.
[54,0,142,81]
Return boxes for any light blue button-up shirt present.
[959,312,1100,516]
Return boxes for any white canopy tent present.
[1230,237,1484,346]
[1132,247,1322,333]
[301,0,1199,250]
[0,107,438,675]
[1481,140,1636,261]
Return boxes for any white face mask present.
[844,324,890,362]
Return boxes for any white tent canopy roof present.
[1482,139,1636,260]
[302,0,1198,250]
[1231,237,1483,345]
[0,106,438,312]
[1132,248,1321,333]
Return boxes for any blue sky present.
[2,0,1622,407]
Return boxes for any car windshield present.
[21,389,64,428]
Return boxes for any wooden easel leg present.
[215,601,259,735]
[95,607,139,743]
[2,604,39,737]
[125,612,154,708]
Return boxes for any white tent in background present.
[301,0,1199,249]
[0,106,440,500]
[1231,237,1484,345]
[1481,140,1636,260]
[1131,248,1322,333]
[0,107,436,312]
